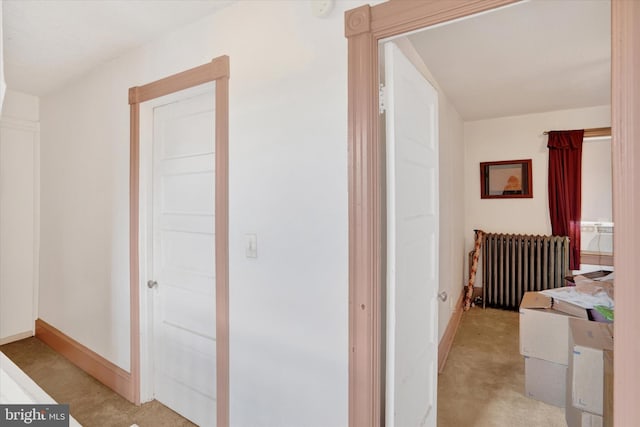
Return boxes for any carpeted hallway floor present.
[0,338,195,427]
[1,307,566,426]
[438,306,566,427]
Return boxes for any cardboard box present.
[520,292,588,365]
[567,377,605,427]
[566,406,603,427]
[568,318,614,415]
[524,356,567,407]
[567,319,609,426]
[585,414,603,427]
[565,270,613,285]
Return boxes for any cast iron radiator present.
[482,233,570,310]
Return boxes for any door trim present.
[344,3,517,425]
[128,56,229,427]
[345,1,640,425]
[611,1,640,426]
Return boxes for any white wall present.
[393,38,466,341]
[438,95,465,337]
[38,2,372,426]
[0,89,39,342]
[463,105,611,274]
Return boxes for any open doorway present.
[344,0,640,425]
[128,57,230,427]
[379,1,610,423]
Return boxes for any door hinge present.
[379,84,386,114]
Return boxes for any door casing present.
[128,57,229,427]
[344,1,640,426]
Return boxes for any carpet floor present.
[0,337,195,427]
[1,307,566,426]
[438,306,567,427]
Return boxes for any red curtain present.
[548,130,584,270]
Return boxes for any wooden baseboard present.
[0,330,34,346]
[438,288,465,374]
[35,319,134,402]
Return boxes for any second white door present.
[151,87,217,427]
[385,41,439,427]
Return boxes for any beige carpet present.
[438,307,567,427]
[2,308,565,427]
[0,338,195,427]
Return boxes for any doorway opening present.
[128,57,229,427]
[345,1,631,425]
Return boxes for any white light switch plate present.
[245,233,257,258]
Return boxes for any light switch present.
[245,233,257,258]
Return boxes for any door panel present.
[385,41,439,427]
[161,285,216,337]
[162,112,216,158]
[152,88,217,427]
[161,231,215,277]
[161,170,215,213]
[158,326,217,396]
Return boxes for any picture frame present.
[480,159,533,199]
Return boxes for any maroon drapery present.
[548,130,584,270]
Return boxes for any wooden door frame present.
[345,1,640,426]
[128,56,230,427]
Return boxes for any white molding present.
[138,98,154,403]
[0,116,39,132]
[32,125,41,328]
[0,331,33,346]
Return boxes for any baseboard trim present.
[35,319,133,402]
[0,331,34,346]
[438,288,465,373]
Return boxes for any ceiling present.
[2,0,611,121]
[407,0,611,121]
[2,0,234,96]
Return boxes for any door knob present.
[147,280,158,289]
[438,291,447,302]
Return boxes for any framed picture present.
[480,159,532,199]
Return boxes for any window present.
[581,137,613,267]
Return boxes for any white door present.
[151,89,217,427]
[384,41,439,427]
